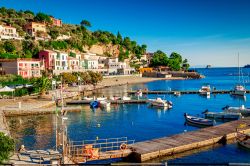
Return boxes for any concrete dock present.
[128,117,250,162]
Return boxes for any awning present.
[0,86,15,92]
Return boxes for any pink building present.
[68,56,80,70]
[0,59,42,78]
[39,50,57,70]
[50,16,62,27]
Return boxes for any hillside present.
[0,7,146,62]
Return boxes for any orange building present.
[50,16,62,27]
[25,22,46,37]
[139,67,153,73]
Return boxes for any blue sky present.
[1,0,250,67]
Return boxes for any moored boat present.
[231,84,246,96]
[199,84,211,96]
[223,105,250,116]
[122,96,131,100]
[83,96,94,101]
[236,132,250,150]
[174,91,181,97]
[99,100,111,108]
[184,113,214,126]
[90,100,99,109]
[202,110,242,120]
[148,97,172,108]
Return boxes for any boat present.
[231,54,246,96]
[206,65,212,68]
[199,84,211,96]
[122,96,131,100]
[223,105,250,116]
[236,132,250,150]
[97,97,107,101]
[83,96,94,101]
[244,64,250,68]
[184,113,214,126]
[90,100,99,109]
[202,109,242,120]
[174,91,181,97]
[99,100,111,108]
[148,97,172,108]
[231,85,246,96]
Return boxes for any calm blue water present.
[7,67,250,164]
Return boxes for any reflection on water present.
[8,115,55,150]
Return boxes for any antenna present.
[238,53,240,84]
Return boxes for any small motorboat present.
[223,105,250,116]
[99,100,111,108]
[110,96,121,100]
[199,84,211,96]
[97,97,107,101]
[174,91,181,97]
[83,96,94,101]
[231,84,246,96]
[90,100,99,109]
[122,96,131,100]
[202,109,242,120]
[184,113,214,127]
[148,97,172,108]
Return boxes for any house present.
[25,22,47,37]
[68,56,80,70]
[39,50,68,71]
[84,56,99,69]
[0,25,23,40]
[0,58,42,78]
[39,50,57,70]
[50,16,62,27]
[107,58,134,75]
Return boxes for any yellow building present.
[25,22,46,37]
[139,67,153,73]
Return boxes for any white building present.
[84,56,99,69]
[0,25,23,40]
[54,51,68,70]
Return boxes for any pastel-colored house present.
[0,25,23,40]
[50,16,62,27]
[0,58,42,78]
[25,22,46,37]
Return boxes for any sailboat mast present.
[238,53,240,83]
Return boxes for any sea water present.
[7,67,250,164]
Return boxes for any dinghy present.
[184,113,214,126]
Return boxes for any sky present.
[1,0,250,67]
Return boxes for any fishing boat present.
[223,105,250,116]
[184,113,214,126]
[199,84,211,96]
[148,97,173,108]
[236,132,250,150]
[231,54,246,96]
[202,109,242,120]
[99,100,111,108]
[90,100,99,109]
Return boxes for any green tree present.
[88,71,103,88]
[169,52,183,71]
[34,12,51,23]
[32,76,51,96]
[80,19,91,30]
[3,41,16,53]
[48,29,59,40]
[24,10,34,16]
[117,31,123,44]
[0,132,15,164]
[60,73,77,85]
[150,50,168,67]
[182,58,190,71]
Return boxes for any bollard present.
[18,102,21,109]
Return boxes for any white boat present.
[97,97,107,101]
[231,85,246,96]
[199,84,211,96]
[231,54,246,96]
[174,91,181,97]
[122,96,131,100]
[223,105,250,115]
[99,100,111,108]
[148,97,172,108]
[203,110,242,120]
[184,113,214,127]
[83,97,93,101]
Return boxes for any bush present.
[0,132,15,164]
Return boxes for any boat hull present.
[184,114,214,126]
[204,112,242,120]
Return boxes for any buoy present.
[97,123,101,127]
[96,136,99,140]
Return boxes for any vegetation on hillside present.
[0,7,190,70]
